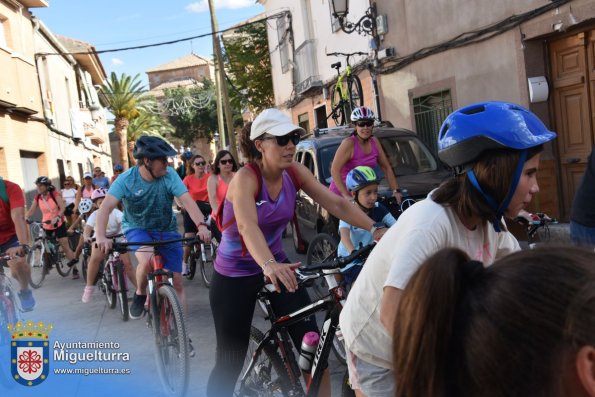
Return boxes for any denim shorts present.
[0,235,19,252]
[124,229,183,273]
[346,350,396,396]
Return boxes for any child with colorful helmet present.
[81,188,136,303]
[340,101,557,396]
[338,166,397,286]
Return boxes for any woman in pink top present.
[207,150,238,242]
[74,172,95,216]
[181,154,211,267]
[330,106,402,203]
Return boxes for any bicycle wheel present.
[154,285,189,397]
[28,244,46,289]
[306,233,338,300]
[102,268,117,309]
[54,246,72,277]
[186,248,197,281]
[238,326,293,396]
[330,84,348,126]
[200,242,216,288]
[116,264,129,322]
[347,74,364,109]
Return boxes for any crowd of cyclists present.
[1,101,595,396]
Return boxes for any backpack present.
[35,188,58,206]
[216,162,302,255]
[0,178,7,204]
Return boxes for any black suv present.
[291,125,450,253]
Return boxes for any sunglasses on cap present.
[219,159,233,165]
[261,132,300,147]
[356,121,374,128]
[194,161,206,166]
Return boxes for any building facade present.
[259,0,595,220]
[0,0,110,203]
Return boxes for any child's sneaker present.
[81,286,95,303]
[18,289,36,311]
[72,267,80,280]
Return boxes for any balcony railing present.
[294,40,322,96]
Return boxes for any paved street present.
[12,231,346,396]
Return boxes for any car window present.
[378,136,437,176]
[319,144,339,185]
[303,151,316,176]
[295,151,303,163]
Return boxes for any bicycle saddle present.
[331,62,341,70]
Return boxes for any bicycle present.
[27,220,72,288]
[327,52,366,126]
[513,212,558,249]
[236,243,375,397]
[111,236,194,396]
[186,235,218,288]
[96,235,128,321]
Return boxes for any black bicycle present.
[236,243,375,397]
[513,212,558,249]
[186,236,218,288]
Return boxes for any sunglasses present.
[356,121,374,127]
[262,133,300,146]
[152,157,168,164]
[194,161,206,166]
[219,159,233,165]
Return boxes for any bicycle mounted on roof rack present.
[326,52,367,126]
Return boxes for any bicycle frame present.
[335,64,352,102]
[240,272,347,396]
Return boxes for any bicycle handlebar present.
[110,236,198,252]
[326,51,368,58]
[300,243,376,272]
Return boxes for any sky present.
[33,0,265,86]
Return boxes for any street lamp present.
[331,0,377,37]
[214,131,220,151]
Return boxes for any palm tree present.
[115,107,175,165]
[101,72,146,169]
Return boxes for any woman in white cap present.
[206,108,387,396]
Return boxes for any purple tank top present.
[215,171,297,277]
[329,135,379,195]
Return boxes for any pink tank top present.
[211,173,234,219]
[329,135,379,195]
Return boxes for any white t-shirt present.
[61,188,77,206]
[339,196,520,369]
[86,208,123,238]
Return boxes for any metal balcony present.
[294,40,322,96]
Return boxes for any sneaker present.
[72,267,80,280]
[129,293,147,320]
[181,261,189,276]
[18,289,36,312]
[81,286,95,303]
[188,338,195,358]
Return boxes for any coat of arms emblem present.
[8,320,52,387]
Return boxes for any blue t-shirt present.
[108,166,187,232]
[93,176,110,189]
[337,202,397,271]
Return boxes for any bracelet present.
[393,188,401,193]
[261,258,275,270]
[196,222,209,228]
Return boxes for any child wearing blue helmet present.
[340,101,556,396]
[338,166,397,286]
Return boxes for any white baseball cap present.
[83,172,92,179]
[250,108,305,141]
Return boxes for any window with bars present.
[412,90,453,154]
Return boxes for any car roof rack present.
[313,125,353,137]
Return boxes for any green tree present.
[101,72,147,169]
[163,80,220,146]
[222,20,274,114]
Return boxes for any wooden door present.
[549,32,595,219]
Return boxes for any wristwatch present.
[369,222,386,236]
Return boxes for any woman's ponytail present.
[393,248,481,397]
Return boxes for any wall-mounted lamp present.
[331,0,378,37]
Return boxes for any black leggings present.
[206,269,317,397]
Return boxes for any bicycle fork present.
[146,255,174,335]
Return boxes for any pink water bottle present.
[298,331,320,371]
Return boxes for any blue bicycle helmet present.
[114,163,124,172]
[437,101,556,232]
[346,166,379,192]
[181,151,193,160]
[133,136,177,159]
[438,101,556,168]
